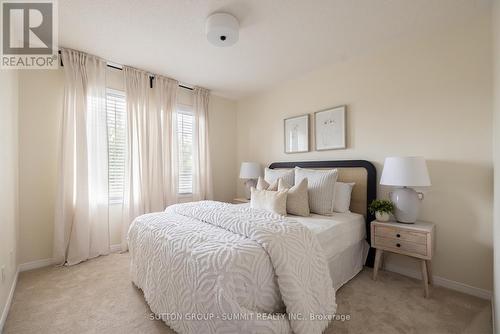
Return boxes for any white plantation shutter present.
[177,108,194,194]
[106,89,126,202]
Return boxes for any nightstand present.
[232,198,249,204]
[371,220,435,298]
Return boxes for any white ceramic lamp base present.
[390,187,421,223]
[243,179,257,199]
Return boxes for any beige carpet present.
[3,253,491,334]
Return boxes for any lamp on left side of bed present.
[239,162,262,199]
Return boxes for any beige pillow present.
[250,187,288,216]
[278,178,310,217]
[256,176,278,191]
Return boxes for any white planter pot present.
[375,211,390,222]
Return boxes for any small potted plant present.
[369,199,394,222]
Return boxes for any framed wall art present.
[284,114,309,153]
[314,105,346,150]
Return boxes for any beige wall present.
[17,68,237,263]
[0,70,19,323]
[236,16,493,291]
[209,95,238,203]
[18,70,63,264]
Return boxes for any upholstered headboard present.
[268,160,377,266]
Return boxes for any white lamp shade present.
[380,157,431,187]
[239,162,262,179]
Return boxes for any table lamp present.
[239,162,262,199]
[380,157,431,223]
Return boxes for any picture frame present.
[284,114,309,153]
[314,105,346,151]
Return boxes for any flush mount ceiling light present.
[206,12,239,47]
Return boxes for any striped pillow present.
[264,168,295,186]
[294,167,338,215]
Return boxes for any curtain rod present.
[58,50,194,90]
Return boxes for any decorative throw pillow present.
[256,176,279,191]
[278,178,310,217]
[264,168,294,187]
[250,188,288,216]
[333,182,355,213]
[294,167,338,215]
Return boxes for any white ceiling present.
[59,0,490,99]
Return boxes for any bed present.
[128,160,376,334]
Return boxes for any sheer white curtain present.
[53,48,109,266]
[192,87,213,201]
[121,68,179,251]
[156,76,180,206]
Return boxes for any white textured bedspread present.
[128,201,336,334]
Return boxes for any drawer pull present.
[396,234,401,238]
[396,243,401,248]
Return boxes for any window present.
[177,107,195,194]
[106,89,126,203]
[105,94,194,198]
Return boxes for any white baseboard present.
[384,263,492,300]
[0,269,18,333]
[492,297,496,333]
[18,245,122,273]
[18,258,56,273]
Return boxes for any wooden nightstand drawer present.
[373,236,427,257]
[374,225,427,245]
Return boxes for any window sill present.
[107,195,193,207]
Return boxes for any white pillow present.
[294,167,338,215]
[256,176,278,191]
[333,182,355,213]
[278,178,310,217]
[264,168,294,186]
[250,188,288,216]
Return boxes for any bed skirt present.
[328,240,369,290]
